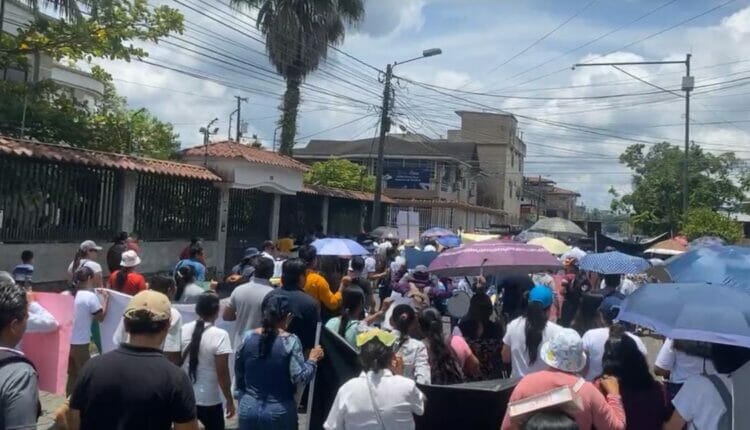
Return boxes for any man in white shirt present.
[223,257,275,348]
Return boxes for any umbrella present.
[436,235,462,248]
[370,226,399,240]
[644,238,687,256]
[527,237,571,256]
[311,238,369,256]
[461,233,498,244]
[689,236,727,249]
[422,227,455,239]
[618,282,750,348]
[654,245,750,287]
[428,240,561,277]
[527,217,587,238]
[578,251,650,274]
[514,230,547,242]
[560,246,587,262]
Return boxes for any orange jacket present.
[303,270,341,311]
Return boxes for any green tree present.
[611,142,750,235]
[680,207,743,244]
[231,0,364,156]
[304,159,375,192]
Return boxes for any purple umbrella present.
[427,240,561,276]
[422,227,455,239]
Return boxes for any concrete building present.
[522,176,581,222]
[295,111,525,226]
[1,0,104,104]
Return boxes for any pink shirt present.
[449,335,472,369]
[501,370,626,430]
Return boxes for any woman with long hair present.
[325,284,390,348]
[324,329,425,429]
[235,295,324,430]
[68,240,104,288]
[570,293,605,337]
[460,291,504,380]
[64,266,109,396]
[174,265,203,304]
[600,325,669,430]
[108,250,146,295]
[418,307,477,384]
[390,304,430,384]
[502,285,562,377]
[180,293,235,429]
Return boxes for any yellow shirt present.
[277,237,295,253]
[303,270,341,311]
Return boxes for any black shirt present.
[70,344,196,430]
[263,286,320,350]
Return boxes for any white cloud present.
[356,0,427,37]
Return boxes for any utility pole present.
[235,96,247,143]
[574,55,693,213]
[228,108,238,141]
[200,118,219,166]
[371,63,393,229]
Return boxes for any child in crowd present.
[12,250,34,286]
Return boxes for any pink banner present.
[22,293,74,394]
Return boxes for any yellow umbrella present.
[528,237,571,256]
[461,233,498,244]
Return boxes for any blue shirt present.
[12,264,34,283]
[174,259,206,282]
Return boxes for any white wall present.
[0,240,219,284]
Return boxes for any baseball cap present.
[243,247,260,259]
[528,285,554,309]
[123,290,171,322]
[79,240,102,252]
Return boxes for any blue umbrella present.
[688,236,726,250]
[436,235,462,248]
[579,251,650,274]
[660,245,750,288]
[422,227,454,239]
[311,238,369,256]
[618,282,750,348]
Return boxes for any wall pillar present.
[214,184,231,277]
[321,196,330,235]
[269,193,281,240]
[118,171,138,233]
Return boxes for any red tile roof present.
[302,184,395,204]
[182,141,309,172]
[0,136,222,181]
[549,186,581,196]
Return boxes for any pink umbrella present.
[428,240,561,276]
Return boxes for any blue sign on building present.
[384,167,433,190]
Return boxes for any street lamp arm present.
[573,60,686,69]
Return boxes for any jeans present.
[238,394,297,430]
[197,404,225,430]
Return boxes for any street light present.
[200,118,219,166]
[371,48,442,229]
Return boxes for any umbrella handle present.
[480,258,488,277]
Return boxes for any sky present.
[93,0,750,209]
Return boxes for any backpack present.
[0,349,42,419]
[706,374,733,430]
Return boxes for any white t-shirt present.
[178,283,205,304]
[581,327,647,381]
[364,256,377,275]
[423,244,437,252]
[67,290,103,345]
[180,321,233,406]
[67,259,103,275]
[113,307,183,353]
[502,317,562,377]
[655,338,716,383]
[673,373,732,430]
[324,370,425,430]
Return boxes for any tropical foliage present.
[680,208,743,244]
[304,158,375,192]
[231,0,365,155]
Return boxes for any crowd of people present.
[0,229,748,430]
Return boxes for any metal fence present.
[0,156,121,242]
[227,188,273,240]
[134,174,218,240]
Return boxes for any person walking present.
[263,259,320,352]
[235,295,324,430]
[175,265,205,304]
[500,328,626,430]
[654,338,717,400]
[325,285,390,348]
[299,245,342,313]
[390,304,430,384]
[108,250,147,295]
[502,285,563,377]
[12,250,34,286]
[64,266,109,396]
[68,240,104,288]
[0,275,40,430]
[224,257,275,348]
[181,293,235,430]
[324,329,425,430]
[418,307,477,384]
[106,231,129,274]
[69,290,198,430]
[175,245,207,282]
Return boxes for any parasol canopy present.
[527,237,571,256]
[422,227,455,239]
[427,240,561,277]
[579,251,650,275]
[370,226,399,240]
[650,245,750,288]
[311,238,369,257]
[436,235,462,248]
[527,217,587,238]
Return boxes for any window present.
[511,151,515,167]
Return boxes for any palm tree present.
[232,0,365,156]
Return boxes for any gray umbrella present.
[618,283,750,348]
[370,226,399,240]
[527,217,587,238]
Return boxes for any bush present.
[680,208,743,244]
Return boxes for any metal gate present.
[225,188,273,273]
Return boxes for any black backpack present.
[0,349,42,419]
